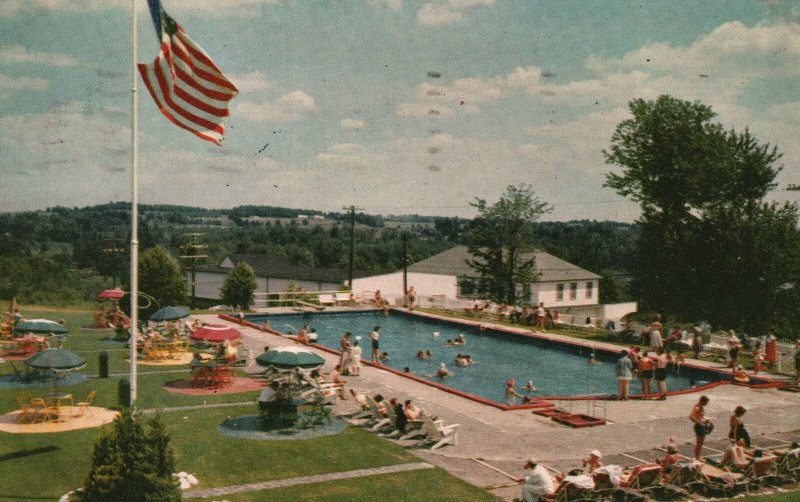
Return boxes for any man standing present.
[517,457,554,502]
[535,302,546,331]
[369,325,381,364]
[690,395,712,460]
[615,349,632,400]
[648,315,663,350]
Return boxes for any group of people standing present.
[615,346,675,400]
[337,325,383,376]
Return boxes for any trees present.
[604,95,800,336]
[137,246,186,312]
[80,410,181,502]
[220,261,257,309]
[467,184,550,304]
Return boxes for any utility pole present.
[401,232,409,307]
[180,233,208,310]
[342,205,363,290]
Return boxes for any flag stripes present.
[138,18,237,145]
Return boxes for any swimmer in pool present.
[522,380,538,392]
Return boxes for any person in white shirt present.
[518,457,554,502]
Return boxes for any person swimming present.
[522,380,538,392]
[587,351,599,364]
[436,362,451,378]
[416,350,432,359]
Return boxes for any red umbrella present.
[96,289,125,300]
[190,324,241,343]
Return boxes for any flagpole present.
[129,0,139,406]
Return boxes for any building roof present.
[407,245,601,282]
[200,252,371,284]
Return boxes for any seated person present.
[190,352,205,370]
[404,400,421,420]
[554,469,596,490]
[296,330,308,345]
[582,450,603,474]
[373,394,388,415]
[522,380,538,392]
[518,457,554,502]
[348,388,368,409]
[720,439,752,469]
[258,381,284,412]
[657,445,681,474]
[307,328,318,343]
[732,365,750,383]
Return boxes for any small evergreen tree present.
[220,261,257,309]
[80,410,181,502]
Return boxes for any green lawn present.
[0,303,500,501]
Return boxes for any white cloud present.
[234,90,316,122]
[228,71,274,94]
[340,118,364,129]
[417,0,494,26]
[0,74,48,98]
[0,45,79,67]
[368,0,402,10]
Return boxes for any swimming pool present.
[247,311,742,404]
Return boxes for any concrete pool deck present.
[200,311,800,501]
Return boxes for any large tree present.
[604,95,800,336]
[137,245,186,311]
[220,261,257,309]
[467,184,550,304]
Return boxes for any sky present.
[0,0,799,222]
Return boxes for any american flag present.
[138,0,238,145]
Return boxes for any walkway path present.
[183,462,433,498]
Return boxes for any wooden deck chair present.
[73,391,96,418]
[543,479,593,502]
[371,401,396,433]
[15,391,34,423]
[335,292,353,306]
[345,397,387,428]
[776,449,800,481]
[400,411,437,441]
[414,416,459,451]
[620,463,662,489]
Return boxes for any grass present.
[0,303,501,501]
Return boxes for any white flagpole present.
[129,0,139,406]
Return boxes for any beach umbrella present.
[24,348,87,392]
[190,324,241,343]
[14,319,68,335]
[255,346,324,370]
[149,306,190,322]
[96,288,125,300]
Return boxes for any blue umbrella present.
[14,319,68,335]
[149,306,190,322]
[256,346,324,369]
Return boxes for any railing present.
[250,290,357,309]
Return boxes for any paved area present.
[199,312,800,501]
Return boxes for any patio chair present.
[619,463,662,489]
[335,292,353,306]
[30,398,60,423]
[15,391,34,423]
[776,448,800,481]
[399,411,438,441]
[370,400,396,433]
[414,415,459,451]
[544,478,593,501]
[318,294,335,307]
[345,397,388,428]
[73,390,96,418]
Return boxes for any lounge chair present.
[318,294,335,307]
[699,463,745,498]
[544,478,593,501]
[414,415,459,451]
[398,411,433,441]
[345,397,388,428]
[619,463,662,489]
[776,448,800,481]
[73,390,96,418]
[335,292,353,306]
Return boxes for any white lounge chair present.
[346,397,388,428]
[414,414,459,450]
[335,292,353,305]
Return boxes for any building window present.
[570,282,578,300]
[586,281,594,299]
[556,283,564,301]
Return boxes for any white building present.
[351,245,602,308]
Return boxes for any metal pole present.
[129,0,139,406]
[402,233,408,307]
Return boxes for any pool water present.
[249,311,729,404]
